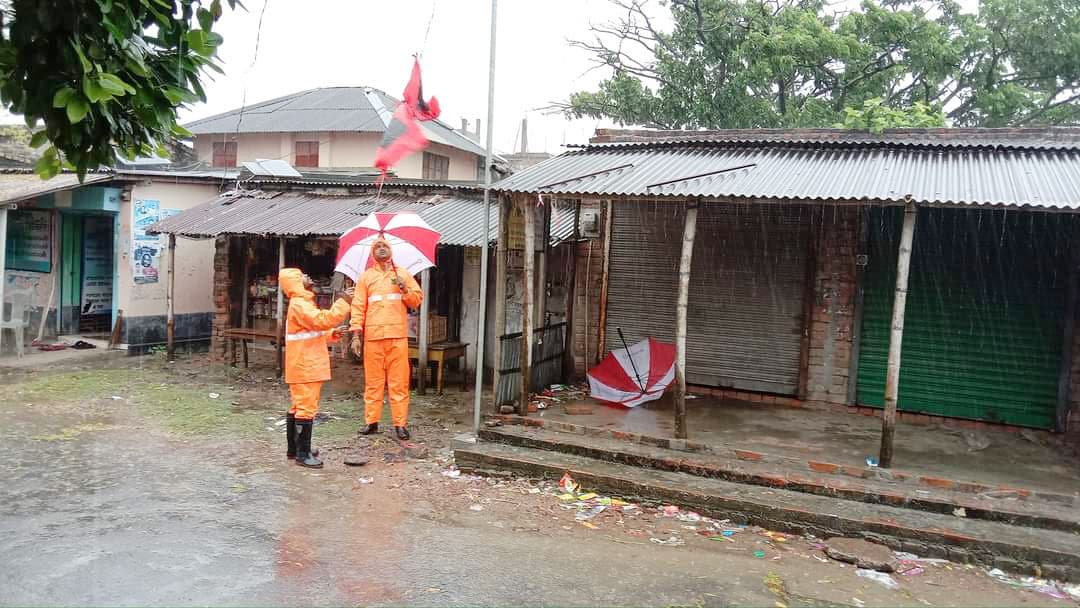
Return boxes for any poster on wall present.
[81,216,113,315]
[5,209,52,273]
[130,201,179,285]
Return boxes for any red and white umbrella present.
[335,212,440,279]
[587,336,676,408]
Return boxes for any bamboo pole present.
[674,202,699,440]
[276,237,286,378]
[879,202,917,468]
[493,194,511,405]
[563,201,581,381]
[596,200,613,362]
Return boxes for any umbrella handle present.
[617,327,646,394]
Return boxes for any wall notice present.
[131,201,179,285]
[5,209,52,273]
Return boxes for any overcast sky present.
[180,0,658,156]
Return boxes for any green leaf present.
[71,43,93,73]
[83,78,110,103]
[186,30,209,55]
[53,87,76,108]
[34,147,59,180]
[171,123,193,138]
[205,32,224,48]
[99,73,135,96]
[28,130,49,149]
[197,8,214,32]
[66,96,91,124]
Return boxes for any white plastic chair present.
[0,286,33,358]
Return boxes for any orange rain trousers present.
[363,337,410,427]
[289,382,324,420]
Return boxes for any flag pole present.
[473,0,498,437]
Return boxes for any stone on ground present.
[824,537,898,572]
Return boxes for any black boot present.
[360,422,379,435]
[286,413,297,459]
[395,426,411,441]
[294,420,323,469]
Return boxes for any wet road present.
[1,363,1069,607]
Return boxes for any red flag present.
[375,58,442,180]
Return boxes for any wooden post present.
[276,237,286,378]
[847,207,870,405]
[563,201,581,381]
[879,202,917,468]
[166,234,177,361]
[519,196,536,415]
[596,200,614,363]
[492,195,511,401]
[418,268,431,394]
[674,201,699,440]
[537,200,552,326]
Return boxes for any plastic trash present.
[558,472,578,494]
[661,505,680,517]
[209,393,220,399]
[575,506,606,521]
[900,566,925,577]
[865,457,879,467]
[754,551,766,558]
[469,504,484,512]
[441,469,462,479]
[952,507,967,518]
[856,569,899,590]
[676,511,702,523]
[577,492,598,501]
[358,477,374,484]
[650,536,685,546]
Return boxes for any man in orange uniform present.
[350,238,423,440]
[281,268,353,468]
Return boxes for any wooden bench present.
[223,327,279,370]
[409,341,468,395]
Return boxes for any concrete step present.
[454,438,1080,582]
[484,417,1080,532]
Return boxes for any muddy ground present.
[0,352,1075,607]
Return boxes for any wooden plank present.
[563,201,581,381]
[879,202,917,468]
[1056,226,1080,433]
[493,194,511,400]
[418,268,431,394]
[675,202,699,440]
[596,200,613,363]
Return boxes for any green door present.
[856,208,1071,429]
[59,214,83,331]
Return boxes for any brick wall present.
[571,200,605,376]
[210,236,230,362]
[805,207,860,405]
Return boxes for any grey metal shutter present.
[605,201,810,395]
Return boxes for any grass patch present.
[31,421,113,442]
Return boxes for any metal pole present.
[472,0,497,436]
[166,234,176,361]
[879,202,917,468]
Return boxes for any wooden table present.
[409,341,469,395]
[223,327,279,369]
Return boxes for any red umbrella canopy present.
[587,337,676,408]
[334,212,441,280]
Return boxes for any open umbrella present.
[587,332,676,408]
[335,212,440,280]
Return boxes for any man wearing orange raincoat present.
[350,238,423,440]
[281,268,352,468]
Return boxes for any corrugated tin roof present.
[183,86,487,157]
[493,143,1080,209]
[585,127,1080,151]
[0,173,112,204]
[149,190,573,246]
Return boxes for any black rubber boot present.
[360,423,379,435]
[286,413,297,459]
[395,426,411,441]
[294,420,323,469]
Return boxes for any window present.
[212,141,237,168]
[295,141,319,168]
[422,151,449,181]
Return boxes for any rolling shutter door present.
[605,201,811,395]
[856,208,1069,429]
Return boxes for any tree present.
[562,0,1080,130]
[836,98,946,132]
[0,0,239,179]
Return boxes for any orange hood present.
[279,268,311,299]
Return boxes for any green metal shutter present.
[856,208,1070,429]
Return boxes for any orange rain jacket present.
[349,262,423,339]
[280,268,351,385]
